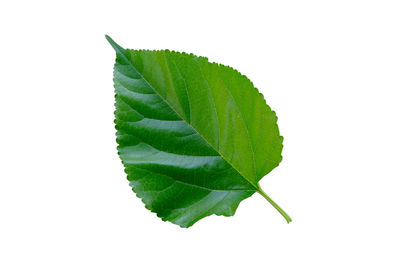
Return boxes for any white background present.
[1,0,399,266]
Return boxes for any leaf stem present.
[257,184,292,223]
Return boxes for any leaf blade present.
[107,36,288,227]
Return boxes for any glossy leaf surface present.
[107,36,291,227]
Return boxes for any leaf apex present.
[105,35,125,56]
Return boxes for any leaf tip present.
[105,34,113,44]
[105,34,125,55]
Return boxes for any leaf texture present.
[107,35,290,227]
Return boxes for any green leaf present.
[106,35,291,227]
